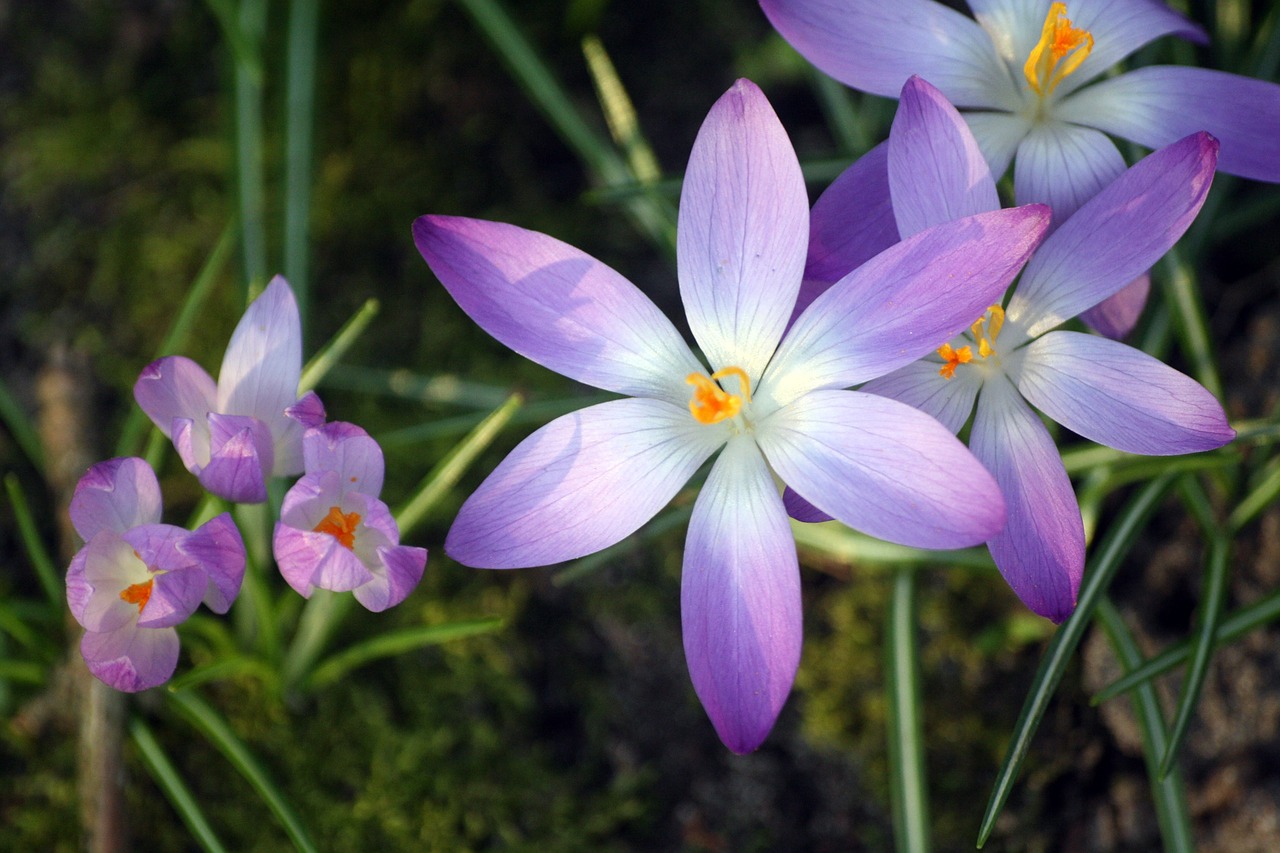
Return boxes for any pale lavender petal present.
[798,142,897,321]
[1060,67,1279,181]
[182,512,246,614]
[970,378,1082,622]
[414,215,701,407]
[964,111,1031,180]
[134,356,216,466]
[273,524,374,596]
[761,0,1016,108]
[285,391,327,429]
[763,206,1048,406]
[967,0,1047,65]
[199,413,274,503]
[302,421,384,498]
[66,549,92,623]
[758,390,1004,548]
[346,491,397,569]
[1053,0,1207,95]
[677,79,808,381]
[1007,133,1217,338]
[70,457,163,540]
[278,470,344,532]
[81,623,180,693]
[681,437,800,754]
[1013,122,1126,229]
[446,398,722,569]
[1080,273,1149,339]
[172,417,204,474]
[1017,330,1234,454]
[217,276,303,435]
[354,544,428,612]
[860,358,981,434]
[889,76,999,238]
[76,532,152,633]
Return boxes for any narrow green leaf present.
[976,473,1176,848]
[377,394,609,449]
[810,70,868,155]
[1095,600,1195,852]
[0,661,46,684]
[306,617,504,689]
[1157,248,1222,401]
[202,0,264,82]
[886,570,931,853]
[791,521,994,571]
[0,375,44,470]
[298,299,380,392]
[283,0,320,331]
[130,717,230,853]
[166,656,276,692]
[319,365,514,409]
[582,35,662,184]
[232,0,269,295]
[1091,588,1280,704]
[1228,454,1280,533]
[167,688,318,853]
[279,590,354,695]
[554,503,693,585]
[394,393,523,537]
[5,473,63,607]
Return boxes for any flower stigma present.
[314,506,362,550]
[937,343,973,379]
[936,305,1004,378]
[1024,2,1094,97]
[687,366,752,425]
[120,579,154,613]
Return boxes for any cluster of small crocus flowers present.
[66,276,425,692]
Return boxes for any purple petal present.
[758,390,1004,548]
[761,0,1015,108]
[1007,133,1218,338]
[75,531,153,633]
[677,79,809,381]
[285,391,327,429]
[1016,330,1235,454]
[414,215,701,407]
[446,398,722,569]
[182,512,246,614]
[70,457,162,541]
[66,548,92,623]
[217,277,303,441]
[1080,273,1149,339]
[970,379,1083,622]
[889,76,999,238]
[134,356,217,467]
[681,437,800,754]
[80,623,179,693]
[783,487,833,524]
[122,524,207,628]
[198,414,274,503]
[798,142,897,322]
[764,206,1049,404]
[1013,122,1126,229]
[354,544,428,612]
[1060,67,1280,182]
[860,358,981,434]
[273,524,375,596]
[964,111,1031,180]
[302,421,384,498]
[279,470,343,531]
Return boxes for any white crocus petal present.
[860,359,982,435]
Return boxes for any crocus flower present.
[414,79,1050,752]
[65,457,245,691]
[763,0,1280,223]
[134,276,321,503]
[273,421,427,611]
[848,78,1233,621]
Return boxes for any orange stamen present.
[937,343,973,380]
[686,366,751,425]
[314,506,361,550]
[120,579,154,613]
[1024,3,1094,96]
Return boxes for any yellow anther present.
[937,343,973,380]
[120,579,154,613]
[1024,3,1094,96]
[314,506,362,550]
[686,366,751,425]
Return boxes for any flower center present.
[936,305,1004,379]
[119,579,154,613]
[1023,2,1093,97]
[314,506,362,550]
[686,366,751,425]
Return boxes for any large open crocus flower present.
[134,276,320,503]
[273,421,427,611]
[65,457,245,691]
[761,0,1280,228]
[841,78,1233,621]
[414,79,1050,752]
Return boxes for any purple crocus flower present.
[134,276,321,504]
[414,79,1050,752]
[273,421,427,611]
[847,78,1233,621]
[762,0,1280,223]
[65,457,245,692]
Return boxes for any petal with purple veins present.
[70,457,163,541]
[80,622,179,693]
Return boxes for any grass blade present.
[130,716,229,853]
[5,473,62,607]
[306,617,504,689]
[167,688,318,853]
[298,298,380,392]
[886,569,931,853]
[976,473,1176,847]
[232,0,269,295]
[1157,248,1222,401]
[1095,600,1194,852]
[283,0,320,331]
[0,375,44,470]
